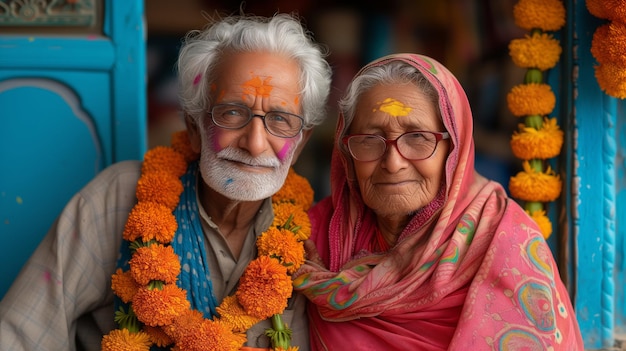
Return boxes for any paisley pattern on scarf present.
[517,280,556,331]
[526,236,554,278]
[496,329,545,351]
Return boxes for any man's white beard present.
[198,144,295,202]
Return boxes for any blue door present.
[0,0,146,298]
[560,0,625,349]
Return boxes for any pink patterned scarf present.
[293,54,583,350]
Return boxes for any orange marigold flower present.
[142,146,187,178]
[216,295,261,333]
[587,0,626,21]
[101,329,152,351]
[163,308,205,341]
[143,325,173,348]
[509,162,562,202]
[129,244,181,285]
[170,130,199,163]
[111,268,139,303]
[276,347,300,351]
[257,227,305,274]
[586,0,609,19]
[175,319,243,351]
[513,0,565,31]
[595,62,626,99]
[123,201,177,243]
[511,118,563,160]
[236,256,292,319]
[507,83,556,117]
[136,171,183,210]
[528,209,553,239]
[132,284,190,327]
[272,202,311,241]
[509,33,562,70]
[591,22,626,66]
[272,168,314,211]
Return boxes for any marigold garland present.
[507,83,556,117]
[101,328,152,351]
[513,0,566,31]
[587,0,626,99]
[507,0,566,239]
[511,118,564,160]
[102,130,313,350]
[509,33,562,70]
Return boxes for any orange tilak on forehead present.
[242,75,273,99]
[373,98,412,117]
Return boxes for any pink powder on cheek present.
[276,140,294,161]
[211,128,224,152]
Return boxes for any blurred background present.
[145,0,526,201]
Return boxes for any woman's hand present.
[303,239,325,268]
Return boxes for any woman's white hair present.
[337,61,439,154]
[177,13,332,129]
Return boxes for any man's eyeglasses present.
[342,131,450,162]
[209,103,304,138]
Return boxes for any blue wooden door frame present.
[0,0,146,298]
[561,1,626,349]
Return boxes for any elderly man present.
[0,13,332,350]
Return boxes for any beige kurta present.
[0,160,309,350]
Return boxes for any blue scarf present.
[115,161,218,333]
[171,161,218,317]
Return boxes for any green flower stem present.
[524,68,543,84]
[525,114,544,129]
[114,306,141,333]
[265,314,292,349]
[529,158,543,172]
[525,201,544,215]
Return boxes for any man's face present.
[192,51,305,201]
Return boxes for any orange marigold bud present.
[142,146,187,178]
[129,244,181,285]
[123,202,177,243]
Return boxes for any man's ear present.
[184,114,202,153]
[290,128,314,166]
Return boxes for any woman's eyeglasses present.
[342,131,450,162]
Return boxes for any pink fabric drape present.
[293,54,583,350]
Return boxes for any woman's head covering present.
[327,53,478,271]
[294,53,583,350]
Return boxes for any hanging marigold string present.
[586,0,626,99]
[507,0,566,239]
[101,130,310,351]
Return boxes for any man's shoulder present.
[97,160,142,180]
[79,160,142,197]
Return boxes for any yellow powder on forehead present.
[376,98,412,117]
[242,76,273,98]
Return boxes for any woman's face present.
[348,83,449,217]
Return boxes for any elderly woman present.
[293,54,584,350]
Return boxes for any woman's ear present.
[290,128,314,166]
[184,114,202,153]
